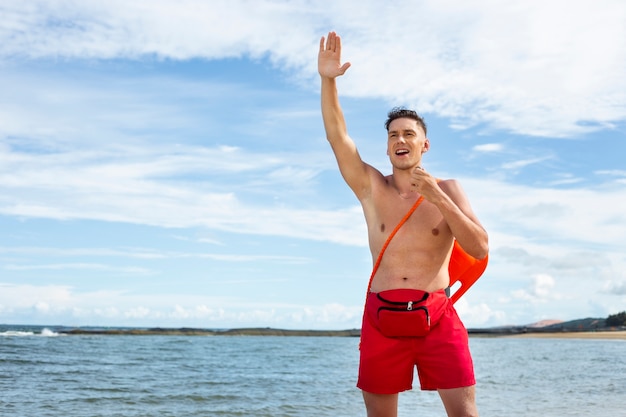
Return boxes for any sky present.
[1,0,625,330]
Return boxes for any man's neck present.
[389,171,415,199]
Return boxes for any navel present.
[431,228,439,236]
[380,223,386,233]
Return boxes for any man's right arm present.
[319,32,371,200]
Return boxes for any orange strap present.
[366,196,424,293]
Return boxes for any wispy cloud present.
[500,157,551,171]
[0,246,310,264]
[473,143,504,153]
[596,169,626,180]
[470,178,626,248]
[4,263,153,275]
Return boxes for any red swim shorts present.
[357,289,475,394]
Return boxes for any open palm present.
[318,32,351,78]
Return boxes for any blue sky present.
[1,0,625,330]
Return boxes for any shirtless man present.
[318,32,489,417]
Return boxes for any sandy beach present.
[505,331,626,340]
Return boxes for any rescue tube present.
[448,240,488,304]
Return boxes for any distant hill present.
[541,317,607,332]
[527,319,564,328]
[468,317,612,335]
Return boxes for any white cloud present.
[603,280,626,296]
[464,178,626,250]
[0,135,367,244]
[455,297,506,327]
[2,0,626,137]
[0,283,363,329]
[512,274,557,303]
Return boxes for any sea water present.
[1,326,625,417]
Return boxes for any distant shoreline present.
[4,323,625,339]
[57,327,362,337]
[52,327,626,339]
[501,330,626,340]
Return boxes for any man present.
[318,31,489,417]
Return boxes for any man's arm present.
[319,32,371,200]
[410,170,489,260]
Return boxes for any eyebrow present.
[388,128,417,135]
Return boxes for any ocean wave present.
[0,330,35,337]
[0,328,61,337]
[41,328,61,337]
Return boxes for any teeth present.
[396,150,409,155]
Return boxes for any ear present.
[422,138,430,153]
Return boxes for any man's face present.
[386,117,429,169]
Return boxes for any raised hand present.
[318,31,351,79]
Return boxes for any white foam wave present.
[40,328,60,337]
[0,328,62,337]
[0,331,35,337]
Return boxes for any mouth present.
[395,148,410,156]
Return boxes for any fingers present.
[327,32,335,52]
[410,167,430,188]
[322,31,339,52]
[319,32,351,76]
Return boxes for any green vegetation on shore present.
[606,311,626,327]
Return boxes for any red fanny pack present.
[367,289,448,338]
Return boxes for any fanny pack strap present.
[366,196,424,293]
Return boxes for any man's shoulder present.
[436,178,459,187]
[364,166,390,183]
[435,178,465,199]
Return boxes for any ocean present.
[1,325,625,417]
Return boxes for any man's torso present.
[363,172,454,293]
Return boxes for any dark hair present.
[384,107,427,135]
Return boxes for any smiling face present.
[386,117,429,170]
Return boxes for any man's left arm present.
[411,170,488,259]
